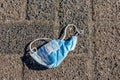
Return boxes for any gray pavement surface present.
[0,0,120,80]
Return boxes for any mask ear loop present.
[62,24,84,40]
[29,38,52,53]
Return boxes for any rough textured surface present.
[0,0,120,80]
[26,0,57,21]
[0,54,23,80]
[0,0,26,21]
[0,21,54,54]
[92,0,120,80]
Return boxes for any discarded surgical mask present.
[29,24,84,68]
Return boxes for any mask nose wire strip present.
[62,24,84,40]
[29,38,52,53]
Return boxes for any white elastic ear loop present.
[62,24,83,40]
[29,38,52,53]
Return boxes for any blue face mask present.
[29,24,83,68]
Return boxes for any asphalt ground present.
[0,0,120,80]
